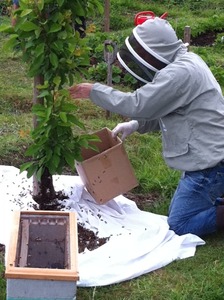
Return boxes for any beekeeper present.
[69,16,224,237]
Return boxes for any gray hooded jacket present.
[89,18,224,172]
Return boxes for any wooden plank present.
[69,212,79,278]
[6,211,21,269]
[18,219,29,268]
[5,267,79,281]
[21,211,70,216]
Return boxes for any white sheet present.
[0,165,205,286]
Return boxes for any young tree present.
[1,0,102,207]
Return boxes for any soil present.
[191,31,219,47]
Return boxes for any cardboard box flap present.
[80,127,121,161]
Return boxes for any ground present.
[191,31,218,46]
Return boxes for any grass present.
[1,0,224,298]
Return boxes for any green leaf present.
[34,110,46,118]
[52,153,60,168]
[112,75,121,84]
[87,144,100,153]
[48,24,62,33]
[25,144,40,156]
[36,166,44,181]
[32,103,45,112]
[20,161,34,173]
[59,112,68,123]
[64,151,75,169]
[19,21,39,32]
[20,9,33,17]
[46,107,52,120]
[36,82,49,89]
[68,73,74,86]
[53,76,61,86]
[49,52,59,68]
[27,164,38,179]
[79,138,89,148]
[0,24,14,33]
[52,40,64,51]
[47,160,57,175]
[55,145,61,156]
[61,102,77,112]
[3,36,19,51]
[35,43,45,57]
[37,0,44,11]
[67,114,85,129]
[57,0,65,7]
[35,28,42,39]
[28,54,45,77]
[73,0,85,15]
[46,148,53,162]
[58,31,67,39]
[37,90,50,98]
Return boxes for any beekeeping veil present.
[117,17,185,84]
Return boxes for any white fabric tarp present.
[0,165,205,286]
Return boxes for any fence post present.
[184,26,191,51]
[104,40,117,118]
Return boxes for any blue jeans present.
[168,161,224,237]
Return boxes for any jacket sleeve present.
[89,64,194,120]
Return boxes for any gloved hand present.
[112,120,139,140]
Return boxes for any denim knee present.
[168,208,217,236]
[167,217,185,235]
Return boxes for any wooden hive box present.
[6,210,79,300]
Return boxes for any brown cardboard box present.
[75,127,138,204]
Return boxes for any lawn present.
[1,0,224,299]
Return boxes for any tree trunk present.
[104,0,110,32]
[32,75,56,202]
[40,168,56,200]
[33,168,56,208]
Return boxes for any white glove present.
[112,120,139,140]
